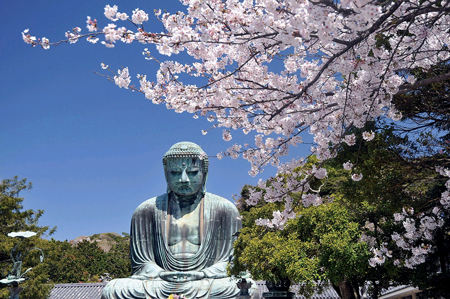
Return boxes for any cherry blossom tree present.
[23,0,450,269]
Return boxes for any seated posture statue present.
[102,141,259,299]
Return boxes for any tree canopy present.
[231,122,450,298]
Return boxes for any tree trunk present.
[338,279,357,299]
[350,279,361,299]
[331,283,342,298]
[372,281,379,299]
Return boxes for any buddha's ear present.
[164,167,168,182]
[163,167,171,194]
[202,172,208,194]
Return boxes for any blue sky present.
[1,0,310,241]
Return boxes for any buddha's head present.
[163,142,208,198]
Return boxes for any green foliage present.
[0,176,55,299]
[105,233,131,279]
[294,202,370,286]
[232,121,450,299]
[0,177,54,261]
[326,123,448,294]
[231,198,370,296]
[39,239,80,283]
[0,176,131,299]
[41,234,131,283]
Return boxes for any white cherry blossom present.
[362,131,375,141]
[351,173,363,181]
[343,161,353,171]
[114,67,131,89]
[41,37,50,50]
[104,5,118,21]
[132,8,148,25]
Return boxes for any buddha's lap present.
[102,276,249,299]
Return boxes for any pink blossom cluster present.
[369,243,392,267]
[385,206,443,269]
[114,67,131,89]
[23,0,450,268]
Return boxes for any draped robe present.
[102,192,254,299]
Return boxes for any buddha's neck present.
[171,192,203,210]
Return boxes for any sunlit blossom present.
[351,173,363,181]
[104,5,118,21]
[41,37,50,49]
[222,130,232,142]
[132,8,148,25]
[117,12,129,21]
[22,29,36,44]
[362,131,375,141]
[343,161,353,171]
[114,67,131,89]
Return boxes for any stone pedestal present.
[262,291,295,299]
[262,279,294,299]
[9,286,23,299]
[236,279,253,297]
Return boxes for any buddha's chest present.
[167,200,202,256]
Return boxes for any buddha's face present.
[165,157,205,197]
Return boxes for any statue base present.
[9,286,23,299]
[262,291,295,299]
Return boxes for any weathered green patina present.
[102,142,259,299]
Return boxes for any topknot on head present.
[163,141,209,173]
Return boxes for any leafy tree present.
[105,233,131,279]
[389,63,450,297]
[0,176,55,299]
[231,191,370,299]
[411,218,450,299]
[232,122,450,299]
[42,234,131,283]
[326,124,450,298]
[0,176,131,298]
[39,239,84,283]
[76,240,109,281]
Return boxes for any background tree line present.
[0,176,131,299]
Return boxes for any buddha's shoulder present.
[205,192,229,202]
[133,194,168,213]
[205,192,238,210]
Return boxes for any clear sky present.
[1,0,310,241]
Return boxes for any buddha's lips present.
[176,184,192,190]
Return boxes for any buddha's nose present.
[181,169,190,183]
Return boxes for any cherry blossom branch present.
[397,71,450,95]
